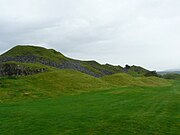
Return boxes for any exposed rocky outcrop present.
[0,63,47,76]
[0,55,101,77]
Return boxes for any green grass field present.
[0,81,179,135]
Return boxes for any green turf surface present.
[0,81,179,135]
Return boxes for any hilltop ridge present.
[0,45,158,77]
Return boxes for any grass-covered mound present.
[0,69,110,101]
[0,69,171,102]
[101,73,170,87]
[101,73,144,86]
[137,77,171,86]
[162,73,180,80]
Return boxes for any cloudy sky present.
[0,0,180,71]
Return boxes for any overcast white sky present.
[0,0,180,71]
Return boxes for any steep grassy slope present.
[0,81,179,135]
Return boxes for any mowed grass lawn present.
[0,81,179,135]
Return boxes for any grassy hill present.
[0,45,156,77]
[0,45,171,102]
[1,45,69,62]
[0,45,177,135]
[0,69,110,102]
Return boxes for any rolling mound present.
[101,73,170,87]
[0,69,110,101]
[0,70,170,101]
